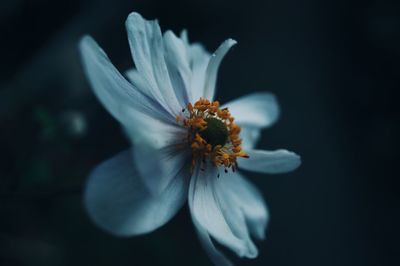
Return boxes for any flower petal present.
[123,68,186,148]
[127,31,212,106]
[79,36,174,125]
[212,175,259,259]
[188,164,255,260]
[124,68,155,100]
[192,215,234,266]
[123,111,186,149]
[84,150,188,236]
[180,31,211,102]
[238,149,301,174]
[133,143,190,195]
[240,126,261,150]
[125,12,182,115]
[163,30,192,105]
[223,92,279,128]
[216,171,269,240]
[203,39,237,100]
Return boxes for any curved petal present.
[163,30,192,105]
[125,12,182,115]
[216,171,269,240]
[238,149,301,174]
[124,69,188,144]
[124,68,155,100]
[123,110,186,149]
[223,92,279,128]
[188,164,256,260]
[80,36,181,149]
[79,36,174,125]
[240,126,261,150]
[84,150,188,236]
[213,176,259,259]
[133,143,191,195]
[192,215,234,266]
[180,31,211,102]
[203,39,237,100]
[126,31,211,106]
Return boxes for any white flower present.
[79,12,301,266]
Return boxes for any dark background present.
[1,0,399,265]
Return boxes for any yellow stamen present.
[178,98,249,175]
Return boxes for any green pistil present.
[200,117,228,147]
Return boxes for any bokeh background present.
[1,0,399,265]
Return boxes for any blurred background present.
[1,0,399,265]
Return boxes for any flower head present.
[80,12,301,265]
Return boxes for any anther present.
[182,97,249,175]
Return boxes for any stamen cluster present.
[177,98,249,174]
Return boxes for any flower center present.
[177,98,249,175]
[200,117,228,147]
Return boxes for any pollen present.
[177,98,249,175]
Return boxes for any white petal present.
[239,149,301,174]
[180,32,211,102]
[133,143,191,195]
[216,172,269,240]
[163,30,192,105]
[126,31,193,108]
[203,39,237,100]
[79,36,174,125]
[240,126,261,150]
[192,215,234,266]
[180,30,189,43]
[126,33,211,105]
[84,150,188,236]
[80,36,179,148]
[123,110,186,149]
[223,92,279,128]
[125,12,182,115]
[213,174,259,259]
[124,68,155,99]
[188,164,255,259]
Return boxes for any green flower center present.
[200,117,228,147]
